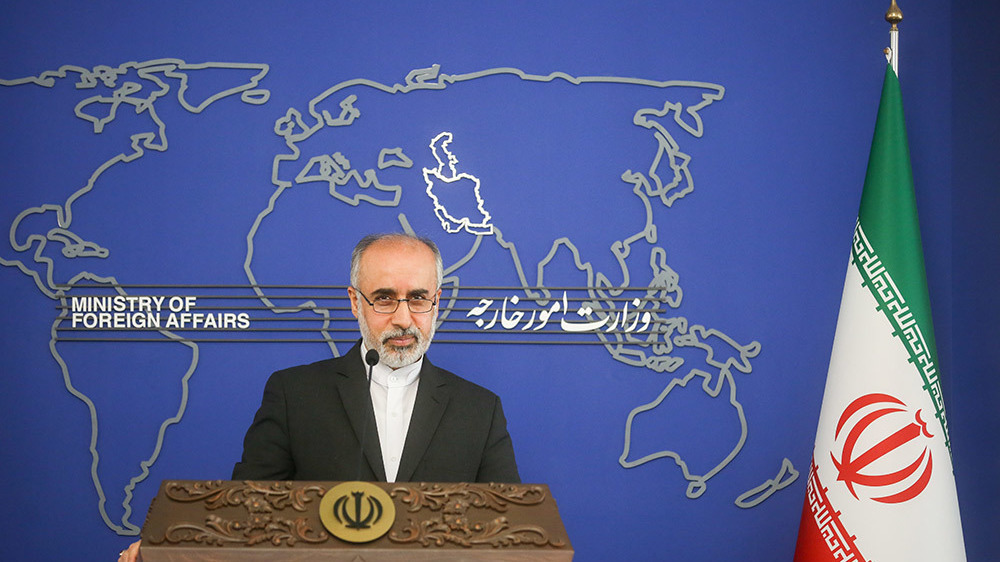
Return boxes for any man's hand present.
[117,540,140,562]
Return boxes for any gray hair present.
[349,232,444,289]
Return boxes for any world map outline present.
[0,59,798,535]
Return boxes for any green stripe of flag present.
[855,64,948,451]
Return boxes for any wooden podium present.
[139,480,573,561]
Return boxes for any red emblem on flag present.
[830,393,934,504]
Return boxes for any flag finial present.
[885,1,903,31]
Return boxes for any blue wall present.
[1,2,995,560]
[950,2,1000,562]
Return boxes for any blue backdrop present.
[1,2,996,560]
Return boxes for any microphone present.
[356,349,379,480]
[365,349,380,368]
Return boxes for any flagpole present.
[885,1,903,74]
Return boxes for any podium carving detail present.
[141,480,573,561]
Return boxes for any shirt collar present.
[359,342,422,388]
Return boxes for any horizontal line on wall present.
[51,337,643,345]
[53,284,676,291]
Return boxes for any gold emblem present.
[319,481,396,543]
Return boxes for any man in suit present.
[118,232,518,562]
[231,232,520,483]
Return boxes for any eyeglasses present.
[353,287,437,314]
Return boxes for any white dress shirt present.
[360,343,421,482]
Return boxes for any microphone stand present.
[355,348,380,480]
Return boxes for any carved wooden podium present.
[139,480,573,561]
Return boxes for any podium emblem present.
[319,481,396,543]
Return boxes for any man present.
[119,232,519,561]
[231,232,520,482]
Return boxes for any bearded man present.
[231,232,520,483]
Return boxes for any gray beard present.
[357,311,435,369]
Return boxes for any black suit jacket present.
[232,342,520,483]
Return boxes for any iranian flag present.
[793,65,966,561]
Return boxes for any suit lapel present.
[395,358,450,482]
[336,342,387,482]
